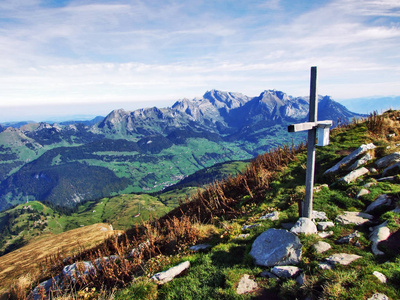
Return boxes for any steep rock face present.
[172,90,250,127]
[317,96,363,122]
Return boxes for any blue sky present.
[0,0,399,122]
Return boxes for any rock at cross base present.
[335,211,373,225]
[324,143,376,175]
[290,217,318,235]
[312,210,328,220]
[236,274,258,295]
[317,221,334,231]
[151,261,190,285]
[249,228,302,267]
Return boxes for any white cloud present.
[0,0,399,120]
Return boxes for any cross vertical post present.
[288,66,332,219]
[303,66,318,219]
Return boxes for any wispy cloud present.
[0,0,399,120]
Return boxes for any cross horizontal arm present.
[288,122,316,132]
[288,120,332,133]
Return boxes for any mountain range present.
[0,89,364,211]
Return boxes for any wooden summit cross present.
[288,66,332,219]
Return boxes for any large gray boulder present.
[375,152,400,169]
[249,229,302,267]
[365,194,392,213]
[290,217,318,235]
[324,143,376,175]
[382,161,400,176]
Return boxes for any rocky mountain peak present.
[202,89,249,109]
[105,108,128,124]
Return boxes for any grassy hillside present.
[0,160,247,255]
[2,110,400,299]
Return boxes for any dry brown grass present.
[0,223,117,295]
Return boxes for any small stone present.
[236,274,258,295]
[313,241,332,254]
[290,217,318,235]
[325,253,362,266]
[336,231,360,244]
[317,221,334,231]
[318,262,334,270]
[369,168,378,173]
[235,234,250,239]
[271,266,301,278]
[340,167,369,184]
[242,224,261,231]
[373,271,387,283]
[335,211,373,225]
[260,211,279,221]
[189,244,212,251]
[312,210,328,220]
[151,261,190,285]
[318,231,334,238]
[348,153,373,171]
[356,189,370,198]
[367,293,389,300]
[364,182,377,188]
